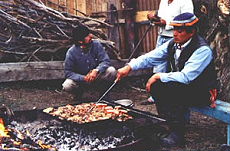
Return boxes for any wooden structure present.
[0,61,151,82]
[36,0,160,58]
[0,0,159,82]
[136,0,160,53]
[0,61,64,82]
[38,0,109,16]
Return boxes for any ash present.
[8,119,136,151]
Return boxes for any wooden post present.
[123,0,137,58]
[67,0,75,14]
[76,0,86,16]
[108,1,121,51]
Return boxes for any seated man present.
[117,13,218,147]
[62,25,117,101]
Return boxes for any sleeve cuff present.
[79,75,85,81]
[159,73,169,82]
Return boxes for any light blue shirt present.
[128,40,213,84]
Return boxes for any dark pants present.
[150,81,211,135]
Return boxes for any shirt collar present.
[175,38,192,50]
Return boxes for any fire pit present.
[0,101,166,151]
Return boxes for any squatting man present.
[116,12,218,147]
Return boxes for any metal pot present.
[114,99,134,107]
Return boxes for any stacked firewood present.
[0,0,121,62]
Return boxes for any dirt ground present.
[0,76,227,151]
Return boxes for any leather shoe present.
[160,131,185,148]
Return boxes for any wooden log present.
[0,60,152,82]
[0,61,64,82]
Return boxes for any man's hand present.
[147,11,166,27]
[147,11,160,22]
[84,69,99,83]
[146,73,161,92]
[116,65,132,81]
[154,19,166,27]
[210,88,218,108]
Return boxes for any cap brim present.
[170,18,199,27]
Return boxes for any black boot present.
[160,131,185,147]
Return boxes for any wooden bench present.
[189,99,230,145]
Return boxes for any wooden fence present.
[136,0,160,53]
[37,0,160,58]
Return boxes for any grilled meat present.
[43,103,133,124]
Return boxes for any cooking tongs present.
[86,21,155,113]
[86,79,118,113]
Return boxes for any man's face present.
[173,27,195,45]
[83,33,93,44]
[78,33,93,46]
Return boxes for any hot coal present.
[7,119,137,151]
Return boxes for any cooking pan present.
[114,99,134,107]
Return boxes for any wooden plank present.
[76,0,86,16]
[228,125,230,145]
[190,100,230,124]
[0,61,64,82]
[135,11,149,22]
[86,0,93,15]
[101,0,107,12]
[190,99,230,145]
[66,0,75,14]
[0,60,152,82]
[135,0,160,54]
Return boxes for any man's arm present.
[128,41,170,70]
[64,48,85,82]
[116,65,132,81]
[116,41,169,81]
[159,46,213,84]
